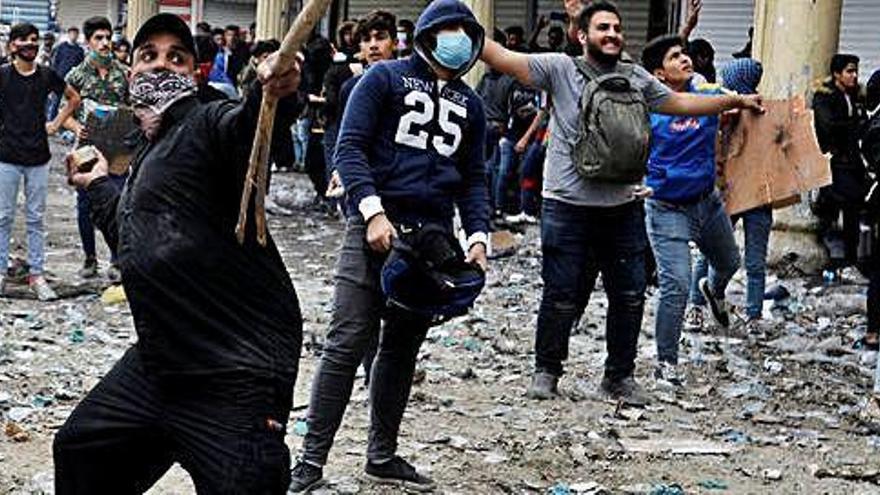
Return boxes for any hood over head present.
[414,0,485,80]
[720,58,762,95]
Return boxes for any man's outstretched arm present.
[658,91,764,116]
[480,39,533,86]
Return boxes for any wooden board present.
[718,97,832,216]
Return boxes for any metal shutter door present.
[57,0,110,33]
[2,0,52,31]
[534,0,651,60]
[203,0,256,28]
[690,0,755,66]
[347,0,428,25]
[840,0,880,81]
[494,0,526,35]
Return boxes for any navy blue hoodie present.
[334,0,489,239]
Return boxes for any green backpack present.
[571,58,652,183]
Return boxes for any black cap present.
[133,13,195,56]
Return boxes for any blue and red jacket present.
[334,0,489,238]
[647,81,722,203]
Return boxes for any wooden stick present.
[235,0,334,245]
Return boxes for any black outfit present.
[54,88,303,494]
[813,80,869,265]
[0,64,66,165]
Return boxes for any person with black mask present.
[54,13,304,493]
[0,23,81,301]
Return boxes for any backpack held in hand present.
[380,224,485,326]
[572,58,652,183]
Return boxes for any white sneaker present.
[684,306,705,332]
[654,361,685,389]
[29,276,57,301]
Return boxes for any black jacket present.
[86,86,303,379]
[813,80,869,202]
[813,80,867,168]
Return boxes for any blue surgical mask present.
[432,30,472,70]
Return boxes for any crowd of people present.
[0,0,878,492]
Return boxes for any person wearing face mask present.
[63,16,130,282]
[396,19,415,58]
[0,23,81,301]
[54,13,304,493]
[480,0,763,405]
[291,0,488,491]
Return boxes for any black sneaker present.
[525,371,559,400]
[365,456,435,492]
[698,277,730,329]
[600,375,650,407]
[288,460,323,493]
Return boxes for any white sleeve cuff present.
[466,231,489,249]
[358,195,384,222]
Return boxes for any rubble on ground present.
[1,149,879,493]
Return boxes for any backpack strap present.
[572,57,601,83]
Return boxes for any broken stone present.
[618,437,736,455]
[762,468,783,481]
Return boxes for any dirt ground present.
[1,141,880,494]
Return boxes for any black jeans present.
[870,243,880,334]
[302,221,428,466]
[54,347,294,494]
[535,198,648,380]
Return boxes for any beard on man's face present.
[15,46,38,62]
[586,40,620,65]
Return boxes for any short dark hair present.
[114,38,131,51]
[83,16,112,41]
[10,23,39,42]
[337,20,357,46]
[548,25,565,37]
[578,0,621,32]
[250,39,279,58]
[196,21,211,33]
[505,25,525,39]
[355,10,396,44]
[398,19,415,33]
[211,28,225,38]
[831,53,859,75]
[687,38,715,59]
[641,34,683,74]
[67,26,79,33]
[225,24,239,33]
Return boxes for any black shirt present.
[0,64,66,165]
[86,87,303,379]
[322,62,356,127]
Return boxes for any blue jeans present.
[691,206,772,319]
[646,191,740,365]
[519,141,544,216]
[484,124,502,210]
[0,162,49,275]
[294,117,311,166]
[492,138,515,212]
[535,199,648,380]
[77,173,128,261]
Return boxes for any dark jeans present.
[77,173,127,261]
[54,347,294,494]
[519,141,544,216]
[305,130,327,198]
[535,198,648,380]
[817,184,863,265]
[870,242,880,334]
[692,205,772,319]
[302,221,426,466]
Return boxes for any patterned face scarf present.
[130,70,197,139]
